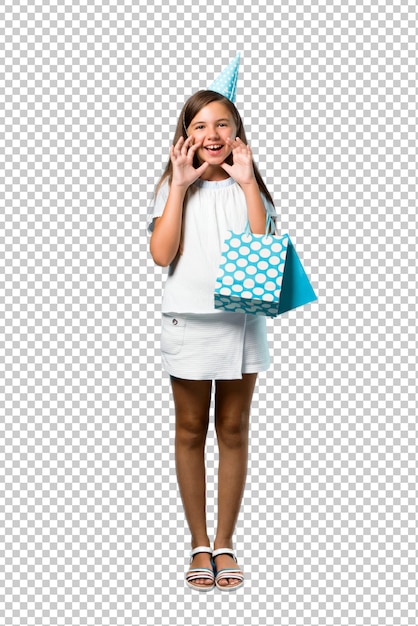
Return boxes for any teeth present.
[206,145,222,150]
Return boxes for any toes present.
[218,577,240,588]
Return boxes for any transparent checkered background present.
[1,0,416,624]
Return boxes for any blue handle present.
[244,214,275,236]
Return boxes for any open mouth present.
[204,145,223,153]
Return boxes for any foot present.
[188,550,214,588]
[213,550,243,588]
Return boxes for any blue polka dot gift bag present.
[214,216,317,318]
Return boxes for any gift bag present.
[214,217,317,318]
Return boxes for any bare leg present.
[213,373,257,587]
[170,376,213,587]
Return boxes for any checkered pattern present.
[1,0,417,624]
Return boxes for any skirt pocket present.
[161,314,187,355]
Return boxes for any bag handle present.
[244,213,275,236]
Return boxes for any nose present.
[207,125,220,138]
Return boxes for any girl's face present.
[187,101,237,167]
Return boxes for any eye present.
[195,125,205,130]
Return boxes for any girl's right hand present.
[170,136,209,188]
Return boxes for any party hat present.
[207,53,240,103]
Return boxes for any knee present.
[176,413,209,448]
[215,412,249,448]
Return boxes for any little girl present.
[148,81,277,591]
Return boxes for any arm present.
[221,137,268,234]
[149,184,187,267]
[149,136,209,267]
[240,180,268,234]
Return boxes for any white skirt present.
[160,311,270,380]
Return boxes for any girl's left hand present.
[221,137,256,186]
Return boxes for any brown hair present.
[155,90,275,207]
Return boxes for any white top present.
[147,177,277,314]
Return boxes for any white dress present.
[147,176,277,380]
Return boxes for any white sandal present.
[185,546,215,591]
[213,548,244,591]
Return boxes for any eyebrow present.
[191,118,231,126]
